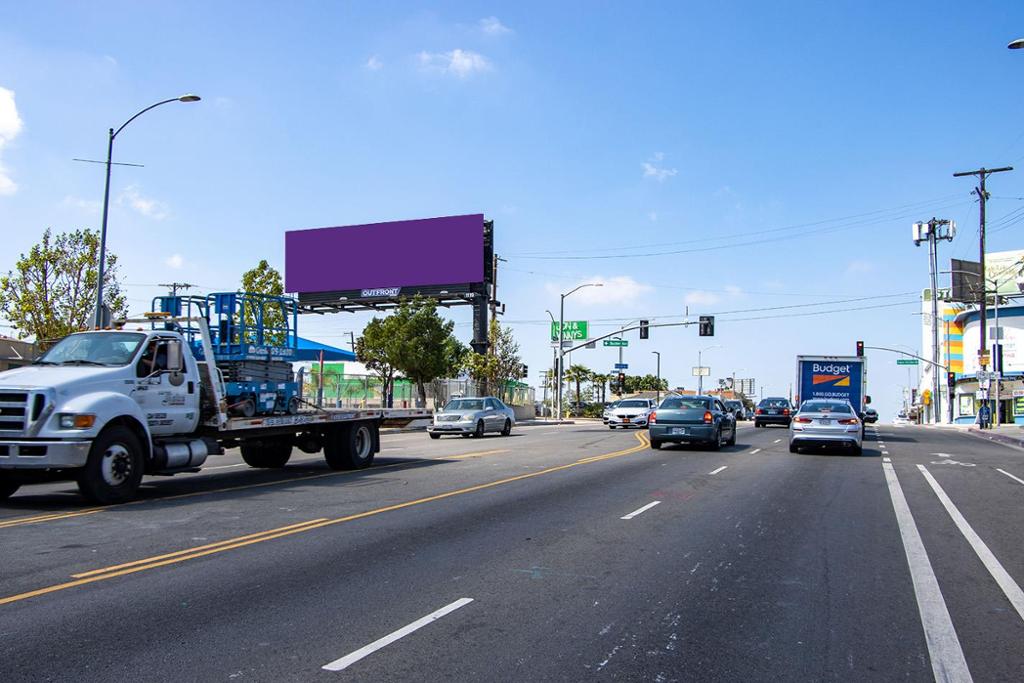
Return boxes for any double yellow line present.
[0,432,649,606]
[0,509,103,529]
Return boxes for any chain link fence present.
[301,370,535,411]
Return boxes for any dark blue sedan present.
[648,395,737,450]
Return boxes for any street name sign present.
[551,320,589,341]
[896,359,919,366]
[692,366,710,377]
[614,363,629,370]
[603,339,628,347]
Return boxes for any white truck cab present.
[0,327,217,503]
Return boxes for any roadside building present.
[948,303,1024,425]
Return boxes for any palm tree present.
[591,373,611,403]
[564,364,593,415]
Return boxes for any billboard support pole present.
[471,295,489,355]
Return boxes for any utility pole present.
[651,351,661,404]
[490,255,506,324]
[912,218,955,423]
[158,282,195,297]
[953,167,1012,371]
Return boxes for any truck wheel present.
[77,425,145,504]
[240,437,293,468]
[0,476,19,500]
[324,422,375,470]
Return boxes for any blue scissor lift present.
[154,292,301,417]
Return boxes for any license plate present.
[820,419,831,425]
[623,418,631,423]
[671,427,686,435]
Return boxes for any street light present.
[651,351,661,404]
[697,345,721,395]
[557,283,602,420]
[94,94,201,328]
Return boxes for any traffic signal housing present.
[856,340,864,357]
[947,371,956,387]
[617,372,626,392]
[699,315,714,337]
[521,364,529,379]
[639,319,649,339]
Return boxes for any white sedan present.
[607,398,655,429]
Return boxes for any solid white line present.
[621,501,661,520]
[751,448,761,454]
[773,439,781,443]
[882,462,972,682]
[917,465,1024,623]
[709,466,728,475]
[203,463,247,470]
[322,598,474,671]
[996,468,1024,486]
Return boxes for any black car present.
[754,397,793,427]
[863,407,879,424]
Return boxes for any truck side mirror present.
[865,395,871,404]
[167,342,185,386]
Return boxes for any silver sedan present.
[428,397,516,439]
[788,400,863,455]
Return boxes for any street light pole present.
[912,218,955,423]
[556,283,602,420]
[651,351,661,404]
[94,94,201,328]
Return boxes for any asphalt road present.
[1,421,1022,681]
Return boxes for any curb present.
[967,428,1024,450]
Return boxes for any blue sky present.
[2,1,1024,419]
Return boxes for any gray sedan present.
[648,395,737,450]
[428,397,516,438]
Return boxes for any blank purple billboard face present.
[285,214,485,293]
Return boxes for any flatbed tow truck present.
[0,307,428,504]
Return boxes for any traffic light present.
[856,340,864,357]
[639,319,649,339]
[947,371,956,387]
[521,363,529,378]
[617,372,626,392]
[699,315,714,337]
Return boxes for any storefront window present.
[959,394,975,417]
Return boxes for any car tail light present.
[703,411,713,423]
[794,416,812,423]
[782,408,790,416]
[838,418,859,425]
[756,408,763,415]
[649,412,656,424]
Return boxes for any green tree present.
[240,259,287,345]
[390,297,466,405]
[463,319,523,400]
[355,315,402,408]
[591,373,611,403]
[563,364,593,412]
[623,373,668,394]
[0,228,127,341]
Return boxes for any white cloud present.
[165,254,184,269]
[0,86,24,196]
[61,195,102,214]
[642,152,677,182]
[546,276,653,306]
[479,17,512,36]
[846,260,874,275]
[417,49,492,78]
[118,184,169,220]
[365,55,383,71]
[684,290,720,306]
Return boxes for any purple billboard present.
[285,214,486,294]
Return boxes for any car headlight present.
[59,413,96,429]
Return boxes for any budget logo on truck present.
[811,363,851,388]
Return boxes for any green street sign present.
[551,320,589,341]
[603,339,628,347]
[896,359,919,366]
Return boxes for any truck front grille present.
[0,392,29,433]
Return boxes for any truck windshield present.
[38,332,146,367]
